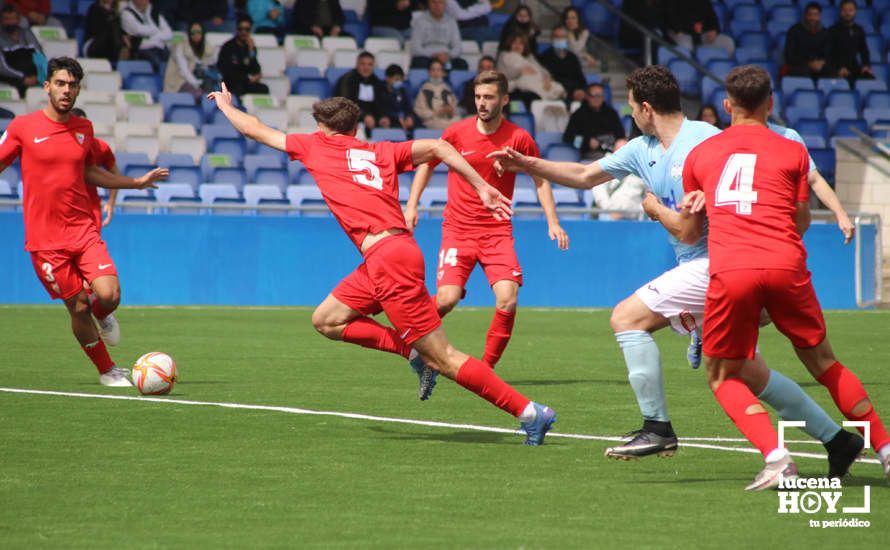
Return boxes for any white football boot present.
[94,312,121,346]
[99,366,132,387]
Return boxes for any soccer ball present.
[132,352,178,395]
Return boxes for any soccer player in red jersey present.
[679,65,890,489]
[71,107,119,229]
[0,57,168,386]
[207,84,557,444]
[404,70,569,369]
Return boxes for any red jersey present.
[433,117,539,234]
[89,137,116,229]
[286,132,415,251]
[0,111,98,251]
[683,124,810,274]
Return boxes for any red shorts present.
[332,233,441,345]
[436,230,522,289]
[703,268,826,359]
[29,238,117,300]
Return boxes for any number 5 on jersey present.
[347,149,383,190]
[715,153,758,215]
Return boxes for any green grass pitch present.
[1,306,887,548]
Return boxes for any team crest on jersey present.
[670,161,683,179]
[75,132,85,145]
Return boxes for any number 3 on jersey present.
[347,149,383,190]
[715,153,758,215]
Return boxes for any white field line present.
[0,387,880,465]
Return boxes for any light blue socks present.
[616,330,669,422]
[758,369,841,443]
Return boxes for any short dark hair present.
[725,65,772,112]
[478,55,495,66]
[46,57,83,83]
[385,64,404,78]
[71,107,87,118]
[237,13,252,27]
[473,70,508,96]
[357,51,374,62]
[625,65,681,114]
[427,58,444,71]
[804,2,822,12]
[312,97,360,133]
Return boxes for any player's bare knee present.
[436,291,460,314]
[310,309,337,339]
[65,293,91,318]
[610,304,631,332]
[494,297,517,312]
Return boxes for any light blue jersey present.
[768,122,817,173]
[598,119,719,263]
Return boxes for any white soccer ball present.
[132,352,178,395]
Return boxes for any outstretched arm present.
[207,82,287,151]
[809,170,854,244]
[487,146,614,190]
[85,165,167,189]
[412,138,512,221]
[533,176,569,250]
[404,162,433,231]
[646,191,705,244]
[103,164,121,226]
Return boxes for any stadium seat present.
[116,60,152,82]
[407,68,427,91]
[817,78,850,94]
[123,136,159,162]
[428,173,448,187]
[734,47,768,65]
[264,76,291,100]
[370,128,407,142]
[159,92,196,117]
[241,94,279,114]
[582,1,614,37]
[830,118,868,138]
[363,37,400,56]
[75,57,112,73]
[157,123,197,151]
[809,148,835,181]
[536,131,562,154]
[787,89,823,110]
[167,105,203,130]
[256,107,288,130]
[169,136,206,163]
[768,5,799,25]
[509,112,535,137]
[696,46,733,66]
[83,72,121,94]
[824,90,859,111]
[856,80,889,98]
[123,163,155,180]
[114,152,151,173]
[863,107,890,128]
[286,183,324,207]
[331,49,361,68]
[253,168,290,191]
[40,39,77,59]
[374,50,410,73]
[243,184,284,205]
[211,137,246,164]
[794,118,829,141]
[864,91,890,110]
[294,48,330,73]
[413,128,443,140]
[449,70,475,93]
[199,182,240,204]
[285,66,322,91]
[781,76,815,97]
[209,167,247,189]
[545,143,580,162]
[244,154,284,181]
[165,166,202,190]
[202,123,241,150]
[288,161,306,185]
[127,104,163,127]
[321,36,358,53]
[284,34,322,64]
[419,186,448,210]
[825,106,859,133]
[801,134,827,149]
[656,46,691,66]
[325,66,351,89]
[530,100,568,134]
[667,59,699,97]
[295,77,330,98]
[204,31,230,49]
[154,182,196,204]
[257,47,287,76]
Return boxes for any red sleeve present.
[390,140,415,173]
[0,118,22,167]
[514,128,540,157]
[795,145,809,202]
[286,133,314,161]
[682,148,701,193]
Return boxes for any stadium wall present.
[0,212,874,309]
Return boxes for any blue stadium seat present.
[508,112,535,137]
[816,78,850,94]
[202,123,241,149]
[825,106,859,133]
[794,118,829,141]
[154,183,196,204]
[251,143,289,161]
[286,66,322,90]
[865,35,884,60]
[210,167,247,189]
[696,46,733,66]
[51,0,73,14]
[862,107,890,128]
[801,134,827,149]
[781,76,815,96]
[211,137,246,164]
[253,168,289,190]
[783,107,812,127]
[809,148,835,181]
[123,164,155,179]
[855,79,889,97]
[116,60,153,83]
[114,152,152,173]
[159,92,195,117]
[343,22,367,46]
[830,118,868,138]
[295,77,330,97]
[288,161,305,185]
[243,183,284,205]
[157,152,195,168]
[736,32,770,53]
[407,68,428,91]
[750,60,779,85]
[124,74,161,98]
[668,59,700,97]
[857,8,877,32]
[166,166,202,189]
[168,105,203,130]
[868,63,889,84]
[325,66,351,88]
[582,2,615,37]
[768,5,799,25]
[545,143,580,162]
[735,46,768,65]
[656,46,691,66]
[787,89,823,110]
[449,70,475,95]
[243,154,284,181]
[732,4,765,26]
[413,128,443,139]
[821,7,838,28]
[702,80,724,107]
[536,131,563,153]
[370,128,407,142]
[428,173,448,187]
[825,90,859,111]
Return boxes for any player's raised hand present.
[207,82,233,109]
[477,184,513,221]
[403,205,419,232]
[549,223,569,250]
[679,190,706,214]
[487,146,530,176]
[134,167,168,189]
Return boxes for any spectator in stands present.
[120,0,174,71]
[413,58,460,130]
[248,0,287,43]
[539,25,587,103]
[0,6,42,97]
[84,1,129,64]
[293,0,347,39]
[619,0,670,62]
[497,33,565,107]
[445,0,499,45]
[666,0,734,54]
[334,51,389,131]
[176,1,229,33]
[592,139,646,220]
[410,0,467,70]
[498,4,540,57]
[696,103,722,129]
[459,54,494,115]
[218,14,270,98]
[164,21,219,101]
[784,2,832,80]
[827,0,874,84]
[6,0,63,28]
[381,64,417,134]
[562,82,624,161]
[369,0,417,45]
[562,6,598,70]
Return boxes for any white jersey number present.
[715,153,758,215]
[439,248,458,268]
[346,149,383,190]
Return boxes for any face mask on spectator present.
[392,79,404,89]
[553,39,568,51]
[429,77,444,85]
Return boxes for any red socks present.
[482,308,516,367]
[82,340,114,374]
[818,361,890,451]
[714,378,779,457]
[88,292,114,320]
[341,317,411,359]
[455,356,530,416]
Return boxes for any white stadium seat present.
[78,102,116,125]
[199,183,240,203]
[76,57,113,73]
[124,135,160,162]
[253,34,278,48]
[285,95,319,124]
[530,100,569,134]
[168,136,207,163]
[83,72,122,94]
[115,90,154,118]
[263,76,291,100]
[154,182,195,203]
[256,107,289,130]
[127,104,164,127]
[374,50,410,73]
[331,49,360,68]
[294,48,330,72]
[79,90,114,104]
[363,37,400,56]
[284,34,321,65]
[243,184,284,205]
[461,40,480,54]
[41,39,78,59]
[241,94,280,114]
[157,123,197,151]
[32,25,67,41]
[205,32,230,49]
[321,36,358,53]
[257,47,287,76]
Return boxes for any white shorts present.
[634,257,709,335]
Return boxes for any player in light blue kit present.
[490,66,863,475]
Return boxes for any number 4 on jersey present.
[715,153,758,215]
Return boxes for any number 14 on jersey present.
[715,153,758,215]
